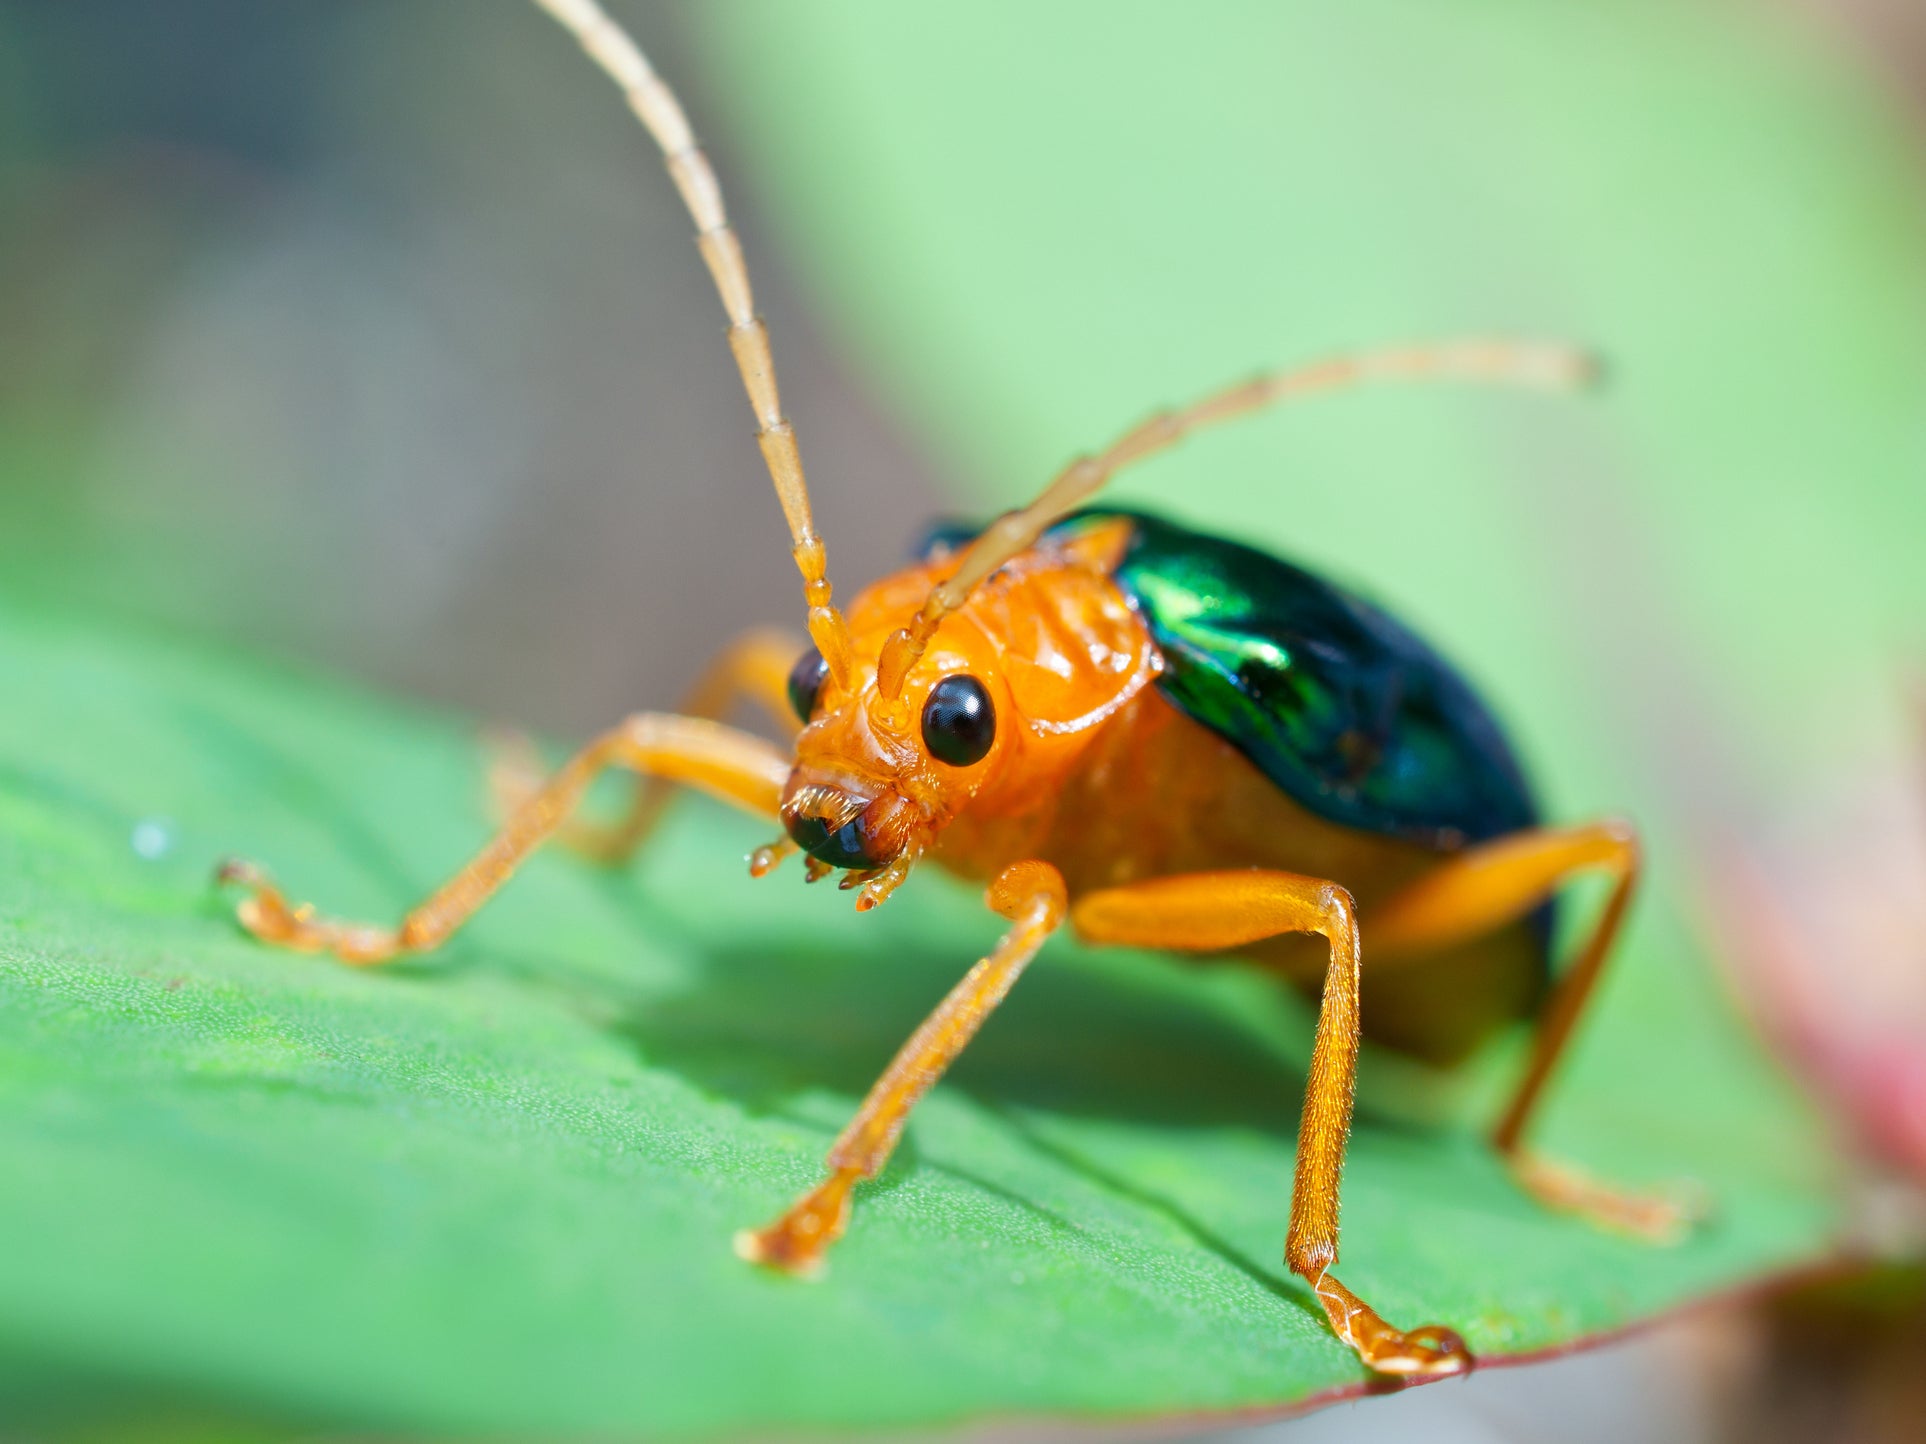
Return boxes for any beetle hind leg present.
[1369,818,1703,1244]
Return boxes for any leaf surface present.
[0,601,1839,1436]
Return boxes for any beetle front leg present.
[735,860,1067,1274]
[487,627,807,865]
[219,713,790,965]
[1073,869,1471,1377]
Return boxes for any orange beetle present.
[219,0,1692,1376]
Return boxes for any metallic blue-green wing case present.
[923,509,1542,852]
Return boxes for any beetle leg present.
[1072,870,1471,1378]
[218,713,789,965]
[1369,818,1699,1242]
[735,860,1067,1275]
[487,627,805,865]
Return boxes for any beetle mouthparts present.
[780,782,884,871]
[782,783,868,833]
[783,808,881,871]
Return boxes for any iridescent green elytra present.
[923,508,1542,853]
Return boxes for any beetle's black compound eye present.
[920,674,996,767]
[786,647,830,723]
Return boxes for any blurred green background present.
[0,0,944,735]
[2,2,1924,1440]
[3,0,1922,825]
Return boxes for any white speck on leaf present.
[131,818,175,860]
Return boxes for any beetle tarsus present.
[1506,1150,1704,1245]
[1313,1270,1473,1377]
[215,859,400,966]
[734,1167,860,1278]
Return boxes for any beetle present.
[217,0,1693,1377]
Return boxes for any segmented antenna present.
[530,0,853,687]
[874,339,1597,700]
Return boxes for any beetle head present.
[771,522,1156,908]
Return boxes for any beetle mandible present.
[217,0,1695,1377]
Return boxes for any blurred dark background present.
[0,0,938,735]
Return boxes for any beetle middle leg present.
[489,627,806,864]
[735,860,1068,1274]
[219,713,790,965]
[1072,870,1472,1377]
[1368,818,1698,1242]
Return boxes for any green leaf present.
[0,599,1840,1437]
